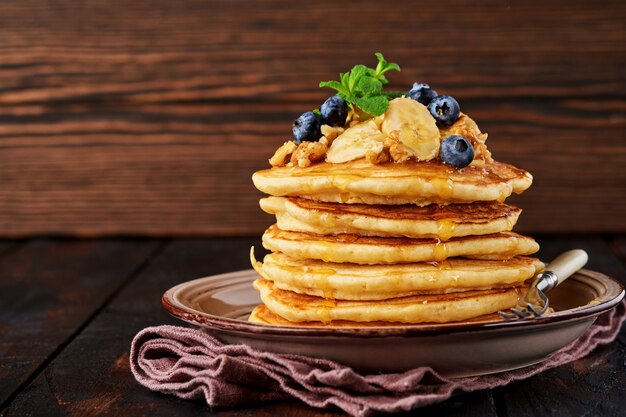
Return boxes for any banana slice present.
[381,97,440,161]
[326,119,385,163]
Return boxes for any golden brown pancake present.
[252,159,532,205]
[253,278,524,324]
[262,225,539,264]
[248,304,505,327]
[260,196,521,240]
[252,251,543,300]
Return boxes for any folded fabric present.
[130,300,625,417]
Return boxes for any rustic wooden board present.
[1,237,496,416]
[0,238,160,409]
[0,0,624,236]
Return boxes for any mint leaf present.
[357,76,382,96]
[319,80,350,97]
[348,65,368,92]
[353,95,389,116]
[319,52,401,117]
[374,52,400,76]
[340,72,350,89]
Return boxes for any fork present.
[498,249,589,320]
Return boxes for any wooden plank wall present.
[0,0,624,237]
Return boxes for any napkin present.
[130,300,625,417]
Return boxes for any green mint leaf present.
[319,80,350,97]
[374,52,387,74]
[357,76,382,96]
[353,95,389,116]
[319,53,401,117]
[340,72,350,89]
[373,52,400,78]
[348,65,368,92]
[312,108,321,115]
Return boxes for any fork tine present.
[527,302,548,316]
[498,310,518,320]
[511,308,529,318]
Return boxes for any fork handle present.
[544,249,588,287]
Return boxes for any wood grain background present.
[0,0,624,237]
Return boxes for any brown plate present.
[162,268,623,377]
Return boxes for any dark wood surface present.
[0,236,624,416]
[0,0,625,237]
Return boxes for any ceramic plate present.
[162,269,624,377]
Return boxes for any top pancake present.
[253,159,532,205]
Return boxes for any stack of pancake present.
[248,115,542,327]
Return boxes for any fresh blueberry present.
[320,96,348,127]
[292,111,322,143]
[440,135,474,168]
[428,95,460,126]
[407,82,438,105]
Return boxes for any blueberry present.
[292,111,322,143]
[428,95,460,126]
[440,135,474,168]
[320,96,348,127]
[407,82,438,105]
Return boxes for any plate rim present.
[162,268,625,338]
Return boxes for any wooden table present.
[1,235,625,416]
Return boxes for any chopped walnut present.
[383,132,414,163]
[366,148,390,164]
[383,133,400,148]
[269,141,298,167]
[290,141,328,168]
[320,125,344,145]
[389,143,414,163]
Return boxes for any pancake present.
[253,278,525,324]
[252,159,532,206]
[252,251,543,300]
[260,196,521,240]
[248,304,505,327]
[262,225,539,264]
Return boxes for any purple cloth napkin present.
[130,301,625,417]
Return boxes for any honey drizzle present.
[432,238,449,262]
[436,219,457,241]
[314,268,336,299]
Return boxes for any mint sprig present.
[319,52,401,117]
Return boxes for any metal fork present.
[498,249,588,320]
